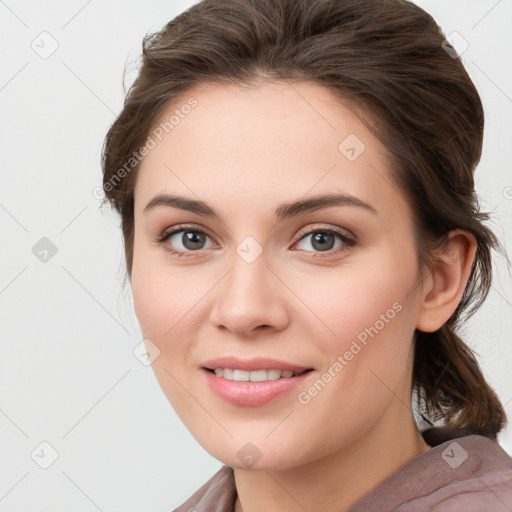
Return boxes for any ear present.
[416,229,477,332]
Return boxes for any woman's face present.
[131,80,427,470]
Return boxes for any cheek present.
[131,261,205,415]
[281,260,419,462]
[132,267,204,354]
[131,236,205,340]
[296,250,417,348]
[290,245,419,406]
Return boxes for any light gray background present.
[1,1,511,511]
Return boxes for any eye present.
[293,227,355,256]
[155,224,356,259]
[156,225,216,257]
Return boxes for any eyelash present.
[155,223,356,259]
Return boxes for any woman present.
[101,0,512,510]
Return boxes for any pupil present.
[312,232,334,251]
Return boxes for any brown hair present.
[101,0,507,443]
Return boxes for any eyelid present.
[293,223,355,244]
[156,223,216,246]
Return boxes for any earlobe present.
[416,230,477,332]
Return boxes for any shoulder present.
[172,465,236,512]
[350,434,512,512]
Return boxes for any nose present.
[209,251,290,337]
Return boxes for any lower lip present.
[201,368,314,406]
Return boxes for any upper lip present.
[201,356,313,373]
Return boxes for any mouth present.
[200,356,315,405]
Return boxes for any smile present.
[202,367,315,406]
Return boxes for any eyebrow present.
[143,192,378,220]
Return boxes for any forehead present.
[134,80,408,222]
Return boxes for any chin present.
[192,433,315,472]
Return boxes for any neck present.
[233,404,430,512]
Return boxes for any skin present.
[130,80,476,512]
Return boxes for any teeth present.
[212,368,298,381]
[268,369,284,380]
[246,369,267,381]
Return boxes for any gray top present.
[173,434,512,511]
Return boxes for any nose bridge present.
[229,249,269,301]
[210,245,288,334]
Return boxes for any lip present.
[201,356,312,373]
[200,356,315,406]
